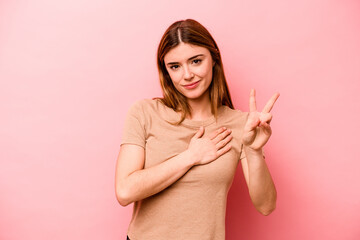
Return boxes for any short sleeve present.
[239,144,266,160]
[120,100,146,149]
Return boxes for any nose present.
[183,65,194,80]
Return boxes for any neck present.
[186,93,213,121]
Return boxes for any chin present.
[184,90,208,100]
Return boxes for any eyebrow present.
[166,54,204,65]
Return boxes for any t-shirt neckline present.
[155,98,225,128]
[181,111,219,127]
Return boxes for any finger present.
[215,134,232,150]
[209,127,227,140]
[194,126,205,138]
[216,143,232,158]
[260,122,272,135]
[249,88,257,112]
[212,128,231,144]
[262,92,280,113]
[244,113,261,132]
[260,113,272,124]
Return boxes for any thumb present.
[193,126,205,138]
[245,115,260,132]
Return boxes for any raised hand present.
[241,89,280,151]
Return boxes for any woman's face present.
[164,42,214,101]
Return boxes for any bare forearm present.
[120,150,194,205]
[244,146,277,215]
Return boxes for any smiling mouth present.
[183,80,200,87]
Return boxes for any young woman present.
[115,19,279,240]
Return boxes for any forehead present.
[164,42,210,63]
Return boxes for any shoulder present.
[126,98,164,118]
[130,98,148,107]
[127,98,155,110]
[131,98,159,106]
[134,98,161,113]
[134,98,180,123]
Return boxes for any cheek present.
[196,62,213,78]
[168,71,182,84]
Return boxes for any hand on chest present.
[144,123,242,184]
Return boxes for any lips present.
[183,80,200,87]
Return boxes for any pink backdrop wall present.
[1,0,359,239]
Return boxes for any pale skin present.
[115,42,279,216]
[240,89,279,215]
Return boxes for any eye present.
[192,59,202,65]
[169,65,180,70]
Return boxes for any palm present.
[241,89,280,150]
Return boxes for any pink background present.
[1,0,359,239]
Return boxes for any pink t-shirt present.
[120,98,264,240]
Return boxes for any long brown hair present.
[153,19,234,125]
